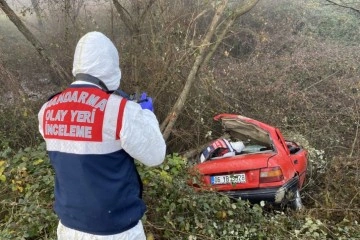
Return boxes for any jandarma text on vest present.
[47,90,107,111]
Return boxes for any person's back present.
[38,32,166,239]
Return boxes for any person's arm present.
[38,103,47,138]
[120,101,166,167]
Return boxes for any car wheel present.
[290,189,304,211]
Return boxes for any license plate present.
[211,173,246,185]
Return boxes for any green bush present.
[139,154,360,239]
[0,143,57,239]
[0,146,359,239]
[139,154,268,239]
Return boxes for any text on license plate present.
[211,174,246,185]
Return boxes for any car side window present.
[286,142,300,154]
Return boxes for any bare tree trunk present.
[112,0,135,32]
[160,0,228,140]
[324,0,360,14]
[160,0,259,141]
[112,0,259,141]
[112,0,156,97]
[0,0,71,85]
[64,0,71,44]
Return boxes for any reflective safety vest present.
[200,138,235,162]
[39,85,145,235]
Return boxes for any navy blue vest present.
[49,150,145,235]
[40,86,145,235]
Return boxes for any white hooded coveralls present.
[38,32,166,240]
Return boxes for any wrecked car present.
[191,114,308,210]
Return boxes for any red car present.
[191,114,308,210]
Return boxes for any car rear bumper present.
[221,176,299,204]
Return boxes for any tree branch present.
[0,0,71,85]
[324,0,360,14]
[161,0,229,140]
[161,0,259,140]
[203,0,259,67]
[140,0,156,23]
[112,0,135,32]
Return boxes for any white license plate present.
[211,173,246,185]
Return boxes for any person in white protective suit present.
[38,31,166,240]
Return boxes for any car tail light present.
[260,167,284,183]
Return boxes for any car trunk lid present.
[193,114,283,191]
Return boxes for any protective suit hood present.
[72,31,121,91]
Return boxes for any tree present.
[1,0,259,143]
[112,0,156,94]
[111,0,259,141]
[0,0,71,85]
[160,0,259,140]
[64,0,85,43]
[324,0,360,14]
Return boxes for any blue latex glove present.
[139,92,154,112]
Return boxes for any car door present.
[275,128,307,186]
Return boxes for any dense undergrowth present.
[0,130,359,239]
